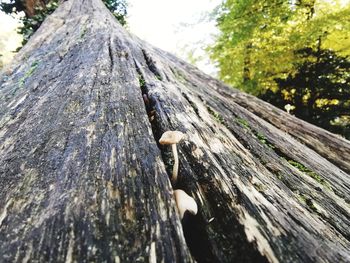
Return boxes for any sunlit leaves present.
[211,0,350,91]
[210,0,350,138]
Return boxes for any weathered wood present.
[229,91,350,174]
[0,0,349,262]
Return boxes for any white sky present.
[127,0,219,52]
[0,12,22,64]
[127,0,221,74]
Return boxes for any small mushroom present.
[284,104,295,114]
[174,189,198,220]
[159,131,185,184]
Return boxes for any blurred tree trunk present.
[0,0,349,262]
[24,0,49,16]
[243,42,252,83]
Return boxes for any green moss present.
[276,172,283,180]
[138,74,146,88]
[207,107,225,124]
[297,193,306,203]
[256,133,267,144]
[298,193,318,213]
[254,183,265,192]
[305,198,318,213]
[236,118,250,129]
[254,132,275,149]
[19,61,39,88]
[80,26,87,39]
[235,118,277,149]
[287,160,329,189]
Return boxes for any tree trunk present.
[0,0,349,262]
[243,42,252,83]
[24,0,49,17]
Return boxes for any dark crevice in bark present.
[141,49,163,80]
[163,149,217,260]
[108,36,114,73]
[181,151,270,263]
[134,61,173,183]
[134,62,156,125]
[181,92,202,120]
[174,148,217,262]
[134,62,222,262]
[145,94,270,262]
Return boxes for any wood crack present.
[108,36,115,73]
[141,49,163,80]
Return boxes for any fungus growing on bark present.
[174,189,198,220]
[159,131,185,184]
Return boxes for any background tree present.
[209,0,350,138]
[262,48,350,139]
[0,0,127,45]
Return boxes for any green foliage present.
[1,0,128,46]
[262,48,350,138]
[0,0,26,14]
[103,0,127,26]
[20,1,58,46]
[210,0,350,138]
[210,0,295,93]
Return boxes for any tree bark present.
[0,0,349,262]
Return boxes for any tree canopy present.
[210,0,350,139]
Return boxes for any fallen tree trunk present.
[0,0,349,262]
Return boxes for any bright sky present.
[128,0,219,53]
[0,12,22,64]
[127,0,221,74]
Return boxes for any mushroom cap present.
[159,131,185,145]
[174,189,198,219]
